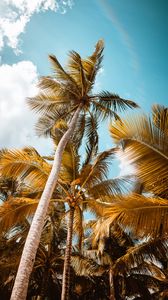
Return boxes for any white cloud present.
[93,67,104,93]
[0,60,52,154]
[0,0,73,53]
[117,149,136,176]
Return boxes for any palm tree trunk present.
[10,104,83,300]
[61,206,75,300]
[109,267,115,300]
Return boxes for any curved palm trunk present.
[10,104,82,300]
[61,206,75,300]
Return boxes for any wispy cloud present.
[0,0,74,53]
[99,0,139,73]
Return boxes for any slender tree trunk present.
[61,206,75,300]
[10,104,82,300]
[109,267,115,300]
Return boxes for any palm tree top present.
[27,40,139,146]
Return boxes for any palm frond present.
[95,91,138,110]
[114,238,168,274]
[38,76,79,99]
[103,193,168,238]
[0,147,50,189]
[27,92,70,115]
[91,91,138,121]
[79,149,115,189]
[82,39,104,92]
[68,51,87,95]
[35,105,77,136]
[48,54,80,93]
[110,113,168,197]
[82,249,112,266]
[0,197,39,231]
[71,255,105,277]
[88,176,134,199]
[152,104,168,135]
[82,113,99,166]
[91,99,122,121]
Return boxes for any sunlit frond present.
[114,238,168,274]
[82,249,112,266]
[152,104,168,135]
[0,197,39,231]
[81,39,104,92]
[68,51,87,95]
[110,113,168,197]
[0,147,50,189]
[27,92,71,115]
[79,149,115,189]
[71,255,105,277]
[88,176,134,199]
[103,193,168,238]
[48,54,80,93]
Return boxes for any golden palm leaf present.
[67,50,87,95]
[102,193,168,238]
[152,104,168,135]
[27,92,70,115]
[81,39,104,92]
[79,149,115,189]
[48,54,80,92]
[71,255,105,277]
[0,197,39,231]
[110,111,168,197]
[88,176,134,200]
[0,147,51,190]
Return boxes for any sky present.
[0,0,168,174]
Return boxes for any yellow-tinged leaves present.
[79,149,115,189]
[110,111,168,197]
[71,255,105,277]
[102,193,168,238]
[0,197,39,231]
[152,104,168,136]
[114,238,168,274]
[0,147,51,190]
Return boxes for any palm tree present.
[53,134,131,299]
[0,136,131,299]
[70,221,168,299]
[8,40,138,300]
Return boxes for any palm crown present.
[28,40,138,155]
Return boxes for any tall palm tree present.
[52,127,131,300]
[9,40,138,300]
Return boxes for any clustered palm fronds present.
[0,41,168,300]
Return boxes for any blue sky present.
[0,0,168,169]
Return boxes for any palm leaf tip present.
[95,39,104,52]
